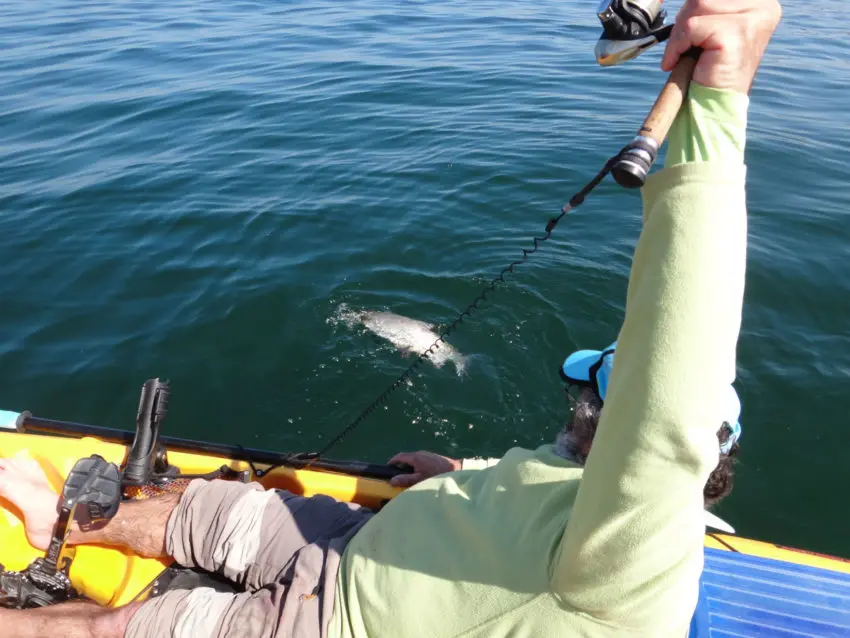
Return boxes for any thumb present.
[390,472,423,488]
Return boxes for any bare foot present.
[0,457,60,551]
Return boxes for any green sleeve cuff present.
[665,82,750,167]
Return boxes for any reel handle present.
[612,47,701,189]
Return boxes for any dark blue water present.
[1,0,848,557]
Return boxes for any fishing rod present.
[2,384,408,482]
[12,412,405,480]
[313,0,701,461]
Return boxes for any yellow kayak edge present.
[1,428,848,609]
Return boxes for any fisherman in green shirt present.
[0,0,781,635]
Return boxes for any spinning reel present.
[595,0,673,66]
[591,0,700,188]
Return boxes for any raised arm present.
[553,0,781,631]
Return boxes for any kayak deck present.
[3,421,850,627]
[699,547,850,637]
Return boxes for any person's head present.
[556,341,742,509]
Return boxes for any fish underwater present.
[350,309,468,375]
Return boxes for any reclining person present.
[388,341,743,638]
[0,0,781,636]
[388,339,743,519]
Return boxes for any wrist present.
[68,520,108,546]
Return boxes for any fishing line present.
[308,151,624,462]
[297,1,693,468]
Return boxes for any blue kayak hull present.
[694,547,850,637]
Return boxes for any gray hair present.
[554,387,602,465]
[553,385,739,507]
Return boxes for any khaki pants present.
[126,479,373,638]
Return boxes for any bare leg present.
[1,459,372,638]
[0,459,177,635]
[0,600,142,638]
[0,457,179,557]
[0,457,63,550]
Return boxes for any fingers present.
[388,452,420,487]
[390,473,423,488]
[661,0,781,75]
[660,27,692,71]
[386,450,459,487]
[662,0,741,71]
[388,452,416,466]
[662,13,729,71]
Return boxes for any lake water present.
[1,0,848,558]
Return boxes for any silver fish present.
[359,310,467,375]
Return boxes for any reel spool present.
[598,0,666,40]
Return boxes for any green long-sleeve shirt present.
[327,82,749,637]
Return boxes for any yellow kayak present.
[2,389,849,634]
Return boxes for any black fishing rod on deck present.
[9,393,408,483]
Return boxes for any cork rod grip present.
[639,51,698,145]
[611,48,701,189]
